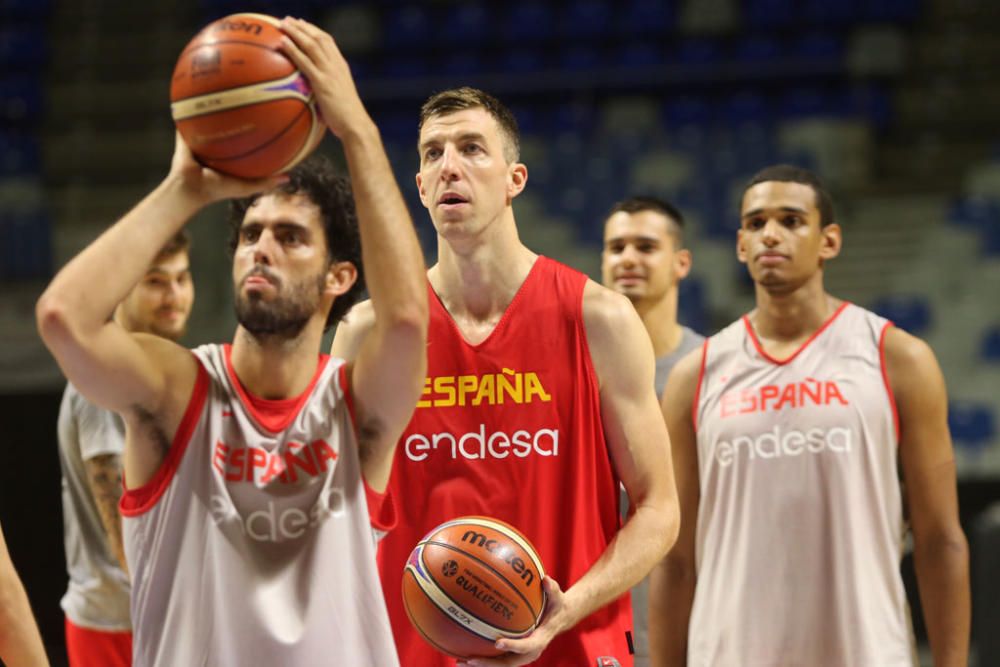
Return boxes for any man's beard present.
[234,267,326,341]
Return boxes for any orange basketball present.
[170,13,324,179]
[402,516,547,659]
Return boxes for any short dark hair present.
[606,196,687,247]
[744,165,835,227]
[154,230,190,263]
[418,87,521,162]
[227,154,365,330]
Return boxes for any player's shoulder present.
[581,279,637,325]
[882,324,938,370]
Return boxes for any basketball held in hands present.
[170,13,324,179]
[402,516,547,658]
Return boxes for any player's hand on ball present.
[279,17,371,141]
[458,576,569,667]
[168,132,287,205]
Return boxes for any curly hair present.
[227,154,365,330]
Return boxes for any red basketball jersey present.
[378,257,633,667]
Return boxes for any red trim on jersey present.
[692,338,709,432]
[878,321,901,442]
[222,343,331,433]
[743,301,851,366]
[120,360,210,517]
[364,478,396,532]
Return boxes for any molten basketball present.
[402,516,547,658]
[170,13,324,179]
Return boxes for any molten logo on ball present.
[442,560,458,577]
[460,530,537,585]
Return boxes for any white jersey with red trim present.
[121,344,398,667]
[690,303,915,667]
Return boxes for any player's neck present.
[751,276,838,343]
[229,321,324,399]
[431,217,537,323]
[636,291,683,358]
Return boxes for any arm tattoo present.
[84,454,128,574]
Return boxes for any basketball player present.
[0,520,50,667]
[649,165,970,666]
[333,88,680,667]
[57,231,193,667]
[601,197,703,667]
[37,18,427,667]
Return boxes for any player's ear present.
[819,223,842,262]
[674,248,693,280]
[415,172,429,209]
[326,261,357,297]
[736,229,749,264]
[507,162,527,201]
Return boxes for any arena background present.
[1,0,998,664]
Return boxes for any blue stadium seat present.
[732,35,783,64]
[552,102,596,135]
[0,26,47,71]
[948,196,999,232]
[616,0,673,36]
[447,3,492,46]
[383,5,431,48]
[776,86,835,120]
[864,0,919,22]
[663,95,713,128]
[679,277,708,334]
[981,327,1000,363]
[949,402,997,451]
[847,84,892,130]
[616,41,667,69]
[674,38,724,66]
[440,51,485,78]
[871,294,931,334]
[561,0,612,40]
[0,132,40,176]
[0,209,51,280]
[495,48,545,74]
[0,0,50,20]
[503,1,555,43]
[744,0,796,30]
[794,32,845,63]
[558,45,603,72]
[801,0,861,26]
[0,76,42,124]
[380,55,430,79]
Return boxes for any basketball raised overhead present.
[170,13,324,179]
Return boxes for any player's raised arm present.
[282,18,428,490]
[648,347,703,667]
[884,327,970,667]
[37,136,281,483]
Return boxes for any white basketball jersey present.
[690,303,915,667]
[121,344,399,667]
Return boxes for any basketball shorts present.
[65,617,132,667]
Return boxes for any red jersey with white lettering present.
[379,257,633,666]
[120,344,398,667]
[691,303,915,666]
